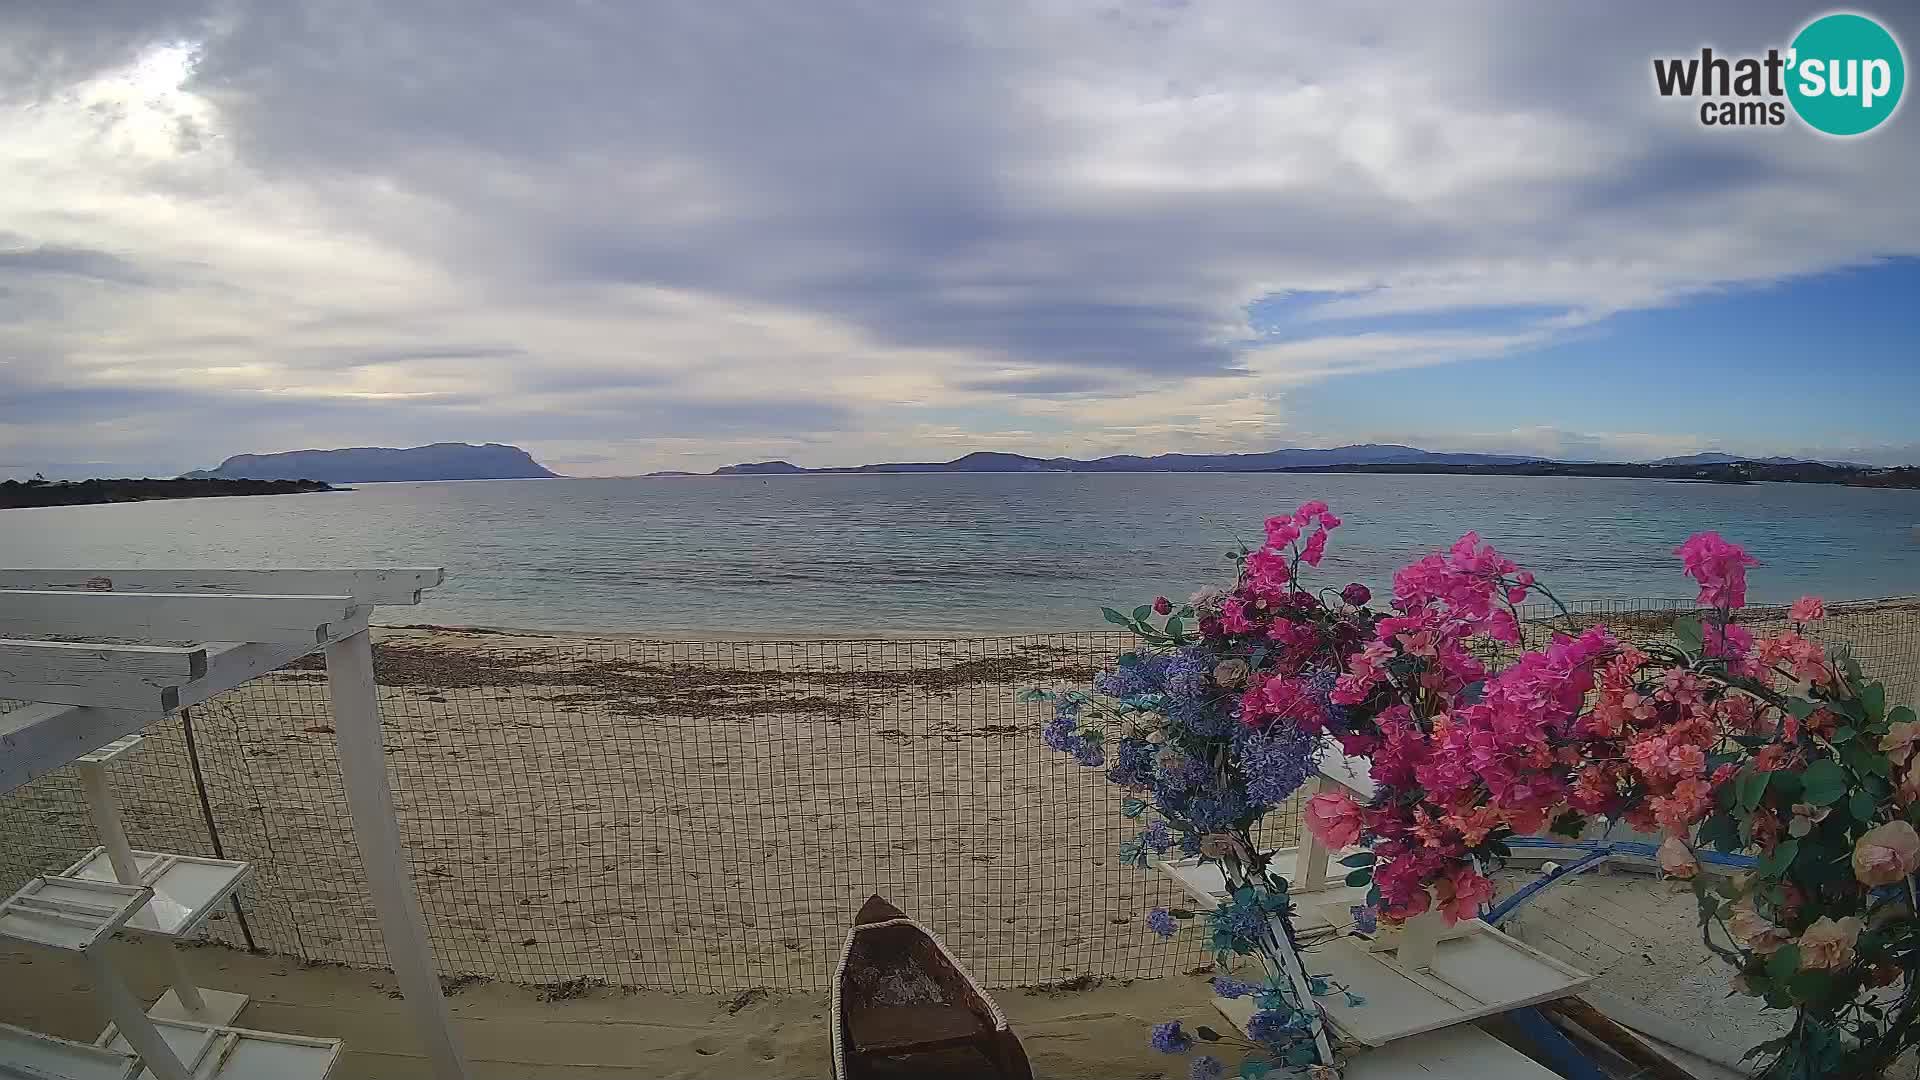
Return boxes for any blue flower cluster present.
[1041,698,1103,767]
[1232,719,1321,809]
[1142,819,1172,853]
[1150,1020,1193,1054]
[1190,1055,1224,1080]
[1210,976,1261,999]
[1245,1005,1315,1049]
[1147,908,1179,938]
[1105,738,1157,788]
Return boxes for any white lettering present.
[1830,58,1858,99]
[1799,57,1827,96]
[1863,58,1892,108]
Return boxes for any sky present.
[1,2,1917,479]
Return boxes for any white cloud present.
[1,1,1916,474]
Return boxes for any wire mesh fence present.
[1,598,1915,996]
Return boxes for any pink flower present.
[1673,532,1758,610]
[1788,596,1826,622]
[1292,500,1329,524]
[1900,759,1920,807]
[1300,529,1329,567]
[1795,916,1862,971]
[1435,867,1494,925]
[1152,595,1173,616]
[1319,511,1342,530]
[1264,516,1302,550]
[1880,720,1920,768]
[1305,791,1365,849]
[1852,820,1920,887]
[1657,837,1698,880]
[1220,599,1255,636]
[1727,901,1790,955]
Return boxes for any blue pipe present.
[1484,849,1612,925]
[1485,837,1756,924]
[1505,835,1756,869]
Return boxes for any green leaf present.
[1120,798,1147,818]
[1169,908,1195,920]
[1783,697,1820,720]
[1799,759,1849,807]
[1672,616,1705,653]
[1164,616,1185,641]
[1195,1025,1221,1042]
[1831,726,1858,744]
[1240,1061,1274,1080]
[1891,705,1917,727]
[1100,607,1132,628]
[1132,605,1152,623]
[1850,789,1878,823]
[1757,838,1800,878]
[1766,943,1800,980]
[1737,768,1771,811]
[1788,969,1835,1004]
[1698,813,1742,854]
[1344,868,1373,887]
[1862,683,1886,721]
[1337,851,1376,868]
[1548,810,1589,839]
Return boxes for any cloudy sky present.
[3,1,1917,478]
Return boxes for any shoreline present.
[375,593,1920,644]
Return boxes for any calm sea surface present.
[2,474,1916,635]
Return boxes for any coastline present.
[0,476,334,509]
[373,592,1920,646]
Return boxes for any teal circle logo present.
[1787,13,1905,135]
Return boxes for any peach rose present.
[1727,901,1790,955]
[1796,915,1862,971]
[1304,791,1365,849]
[1882,721,1920,769]
[1788,596,1826,622]
[1657,837,1698,880]
[1852,820,1920,888]
[1899,760,1920,807]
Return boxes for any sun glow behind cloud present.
[1,1,1916,477]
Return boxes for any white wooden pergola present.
[0,569,470,1080]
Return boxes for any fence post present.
[180,707,256,951]
[326,626,471,1080]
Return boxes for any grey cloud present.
[2,1,1917,471]
[0,244,150,286]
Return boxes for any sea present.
[2,473,1916,636]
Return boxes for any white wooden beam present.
[0,702,156,794]
[0,591,353,645]
[0,609,369,796]
[0,640,207,712]
[0,569,442,607]
[326,628,471,1080]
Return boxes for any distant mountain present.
[714,460,810,475]
[711,444,1544,475]
[1649,451,1871,469]
[183,442,559,483]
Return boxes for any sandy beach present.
[1,601,1913,1076]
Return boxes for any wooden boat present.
[831,895,1034,1080]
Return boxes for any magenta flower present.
[1674,532,1758,610]
[1789,596,1826,622]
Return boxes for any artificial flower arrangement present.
[1046,501,1919,1079]
[1033,501,1382,1079]
[1303,528,1919,1079]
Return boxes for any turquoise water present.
[1,474,1915,634]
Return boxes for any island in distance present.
[692,445,1916,488]
[184,442,560,483]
